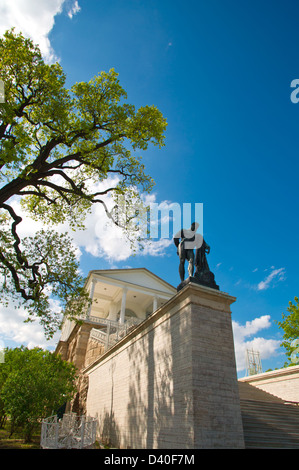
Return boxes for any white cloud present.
[67,0,81,19]
[234,315,272,337]
[7,177,174,264]
[0,0,81,63]
[0,300,60,350]
[257,267,286,291]
[90,188,174,261]
[142,238,173,256]
[0,182,186,347]
[232,315,281,373]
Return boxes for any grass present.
[0,420,41,449]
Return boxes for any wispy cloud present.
[67,0,81,19]
[257,267,286,291]
[0,300,60,350]
[0,0,81,63]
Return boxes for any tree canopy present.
[276,296,299,366]
[0,29,167,337]
[0,346,76,442]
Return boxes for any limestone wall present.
[56,322,106,371]
[85,337,105,368]
[239,365,299,403]
[84,283,244,449]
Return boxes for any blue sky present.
[0,0,299,376]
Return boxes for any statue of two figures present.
[174,222,219,291]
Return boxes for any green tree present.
[0,29,167,336]
[276,296,299,366]
[0,346,76,442]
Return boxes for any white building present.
[57,268,176,370]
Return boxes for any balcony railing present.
[89,316,142,351]
[60,313,142,343]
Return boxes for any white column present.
[119,287,128,324]
[87,279,97,318]
[153,295,158,313]
[108,302,118,321]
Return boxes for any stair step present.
[245,437,299,442]
[245,442,299,449]
[242,423,299,434]
[241,400,299,406]
[242,416,299,426]
[242,417,299,427]
[241,401,299,412]
[241,399,299,407]
[239,396,299,449]
[241,408,299,416]
[242,415,299,422]
[243,428,299,438]
[244,437,299,447]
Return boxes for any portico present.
[59,268,177,349]
[85,268,176,324]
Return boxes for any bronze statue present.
[174,222,219,291]
[173,222,201,282]
[195,239,210,275]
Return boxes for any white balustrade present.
[41,413,97,449]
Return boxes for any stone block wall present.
[56,322,106,371]
[85,337,105,368]
[84,283,245,449]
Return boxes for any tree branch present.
[1,203,41,300]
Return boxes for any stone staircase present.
[239,382,299,448]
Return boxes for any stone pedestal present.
[182,282,244,448]
[177,271,219,292]
[85,281,245,448]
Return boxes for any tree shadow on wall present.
[125,332,148,448]
[100,409,121,448]
[126,310,194,449]
[98,359,122,448]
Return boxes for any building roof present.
[85,267,176,296]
